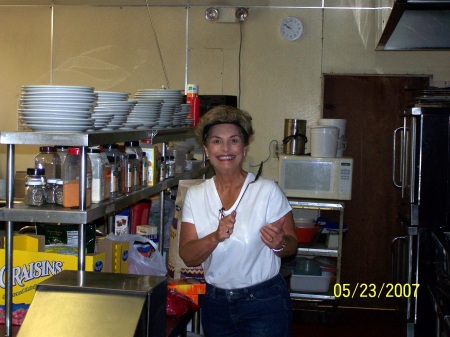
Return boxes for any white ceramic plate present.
[27,124,92,132]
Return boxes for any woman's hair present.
[195,105,255,146]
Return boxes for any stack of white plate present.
[19,85,96,132]
[173,103,192,127]
[134,89,183,128]
[92,91,136,130]
[125,99,163,129]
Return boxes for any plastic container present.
[61,147,92,208]
[318,118,347,157]
[34,146,60,179]
[55,179,64,205]
[103,143,126,196]
[124,141,144,190]
[290,272,332,293]
[310,126,339,158]
[295,224,320,244]
[124,153,136,194]
[87,147,106,203]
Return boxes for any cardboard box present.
[97,237,129,274]
[0,235,105,325]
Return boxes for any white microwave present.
[278,155,353,200]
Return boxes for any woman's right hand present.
[215,210,236,242]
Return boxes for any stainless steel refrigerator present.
[392,106,450,337]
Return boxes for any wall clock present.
[280,16,304,41]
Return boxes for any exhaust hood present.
[376,0,450,50]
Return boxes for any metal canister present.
[283,119,307,155]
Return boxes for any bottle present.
[141,152,148,187]
[35,146,61,179]
[87,147,105,203]
[124,141,144,190]
[186,84,200,127]
[61,147,92,208]
[167,155,175,178]
[101,150,111,201]
[107,156,120,199]
[159,156,166,182]
[124,154,136,194]
[103,144,125,196]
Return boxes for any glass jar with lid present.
[25,180,46,206]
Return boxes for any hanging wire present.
[249,139,280,167]
[145,0,170,89]
[238,21,243,108]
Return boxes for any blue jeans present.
[201,273,292,337]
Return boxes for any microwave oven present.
[278,155,353,200]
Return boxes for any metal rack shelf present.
[289,198,345,301]
[0,167,206,224]
[0,127,200,335]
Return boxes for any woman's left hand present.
[260,217,285,249]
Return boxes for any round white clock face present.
[280,17,304,41]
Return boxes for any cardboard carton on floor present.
[0,235,105,325]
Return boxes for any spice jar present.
[25,180,46,206]
[124,141,144,189]
[107,156,120,199]
[55,179,64,205]
[61,147,92,208]
[46,178,57,204]
[124,154,136,194]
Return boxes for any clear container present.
[124,153,136,194]
[124,141,144,189]
[167,155,175,178]
[61,147,92,208]
[46,178,57,204]
[55,179,64,205]
[88,147,105,203]
[26,168,47,185]
[55,145,69,168]
[103,144,126,196]
[101,151,111,201]
[107,156,120,199]
[34,146,61,179]
[25,180,46,206]
[159,156,166,182]
[141,152,148,187]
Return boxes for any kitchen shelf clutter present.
[287,199,345,302]
[0,127,205,335]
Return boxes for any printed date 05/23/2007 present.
[333,283,420,298]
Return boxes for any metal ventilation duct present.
[376,0,450,50]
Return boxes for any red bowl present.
[295,224,319,243]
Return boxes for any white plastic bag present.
[106,234,167,276]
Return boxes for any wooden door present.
[323,75,429,309]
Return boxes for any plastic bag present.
[166,288,200,318]
[106,234,167,276]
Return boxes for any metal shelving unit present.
[288,199,344,301]
[0,127,200,335]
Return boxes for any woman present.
[179,105,298,337]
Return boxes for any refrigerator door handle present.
[393,127,404,188]
[391,235,406,283]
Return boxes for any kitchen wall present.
[0,1,449,180]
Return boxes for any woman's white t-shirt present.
[181,173,292,289]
